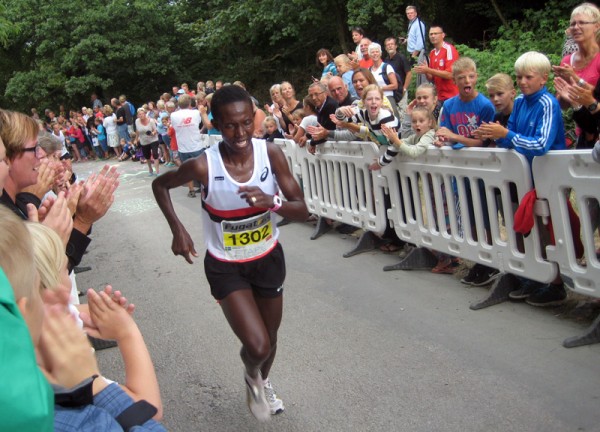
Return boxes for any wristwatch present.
[587,101,599,112]
[270,195,282,212]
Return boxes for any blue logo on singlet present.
[260,167,269,182]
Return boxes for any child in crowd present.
[262,116,284,142]
[434,57,495,274]
[371,106,436,169]
[167,119,181,167]
[160,115,176,167]
[399,83,440,138]
[0,207,166,430]
[118,137,133,161]
[460,73,518,285]
[435,57,495,148]
[26,222,163,418]
[477,51,569,306]
[95,117,109,159]
[288,97,318,147]
[484,73,516,128]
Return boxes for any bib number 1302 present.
[225,224,272,247]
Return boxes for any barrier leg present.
[382,247,437,271]
[277,218,291,227]
[469,273,518,310]
[563,313,600,348]
[343,231,378,258]
[310,217,332,240]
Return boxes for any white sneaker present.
[244,371,270,421]
[264,378,285,415]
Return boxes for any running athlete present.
[152,86,309,421]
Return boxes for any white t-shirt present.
[170,108,203,153]
[300,114,318,131]
[371,63,395,98]
[103,114,117,135]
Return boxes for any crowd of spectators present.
[2,3,600,429]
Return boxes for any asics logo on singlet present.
[260,167,269,182]
[214,176,224,181]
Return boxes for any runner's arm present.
[152,156,207,263]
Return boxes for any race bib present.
[222,212,275,261]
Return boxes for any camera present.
[146,131,152,136]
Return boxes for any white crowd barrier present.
[383,147,557,284]
[295,140,389,235]
[533,150,600,299]
[200,135,600,301]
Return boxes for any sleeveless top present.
[202,139,280,262]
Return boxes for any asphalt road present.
[76,158,600,432]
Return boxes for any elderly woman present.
[368,42,400,117]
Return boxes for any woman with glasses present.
[0,109,45,218]
[554,3,600,148]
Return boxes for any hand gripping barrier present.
[384,147,557,284]
[295,141,388,243]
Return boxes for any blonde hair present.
[26,222,66,292]
[262,116,277,128]
[571,3,600,22]
[485,73,515,93]
[103,105,114,116]
[361,84,383,103]
[452,57,477,77]
[514,51,551,76]
[0,109,40,160]
[0,206,36,300]
[412,106,437,130]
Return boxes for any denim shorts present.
[179,148,206,163]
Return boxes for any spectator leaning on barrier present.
[434,57,495,275]
[477,51,571,307]
[307,82,339,150]
[328,76,358,107]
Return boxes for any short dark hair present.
[351,26,364,36]
[211,86,253,123]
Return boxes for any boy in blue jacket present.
[478,51,568,307]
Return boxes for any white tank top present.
[202,138,280,262]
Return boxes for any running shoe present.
[509,278,544,300]
[461,263,482,285]
[469,266,501,287]
[245,371,270,421]
[264,378,285,415]
[525,283,567,307]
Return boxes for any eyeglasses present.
[309,91,325,98]
[569,20,596,28]
[22,144,45,159]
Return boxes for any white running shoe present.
[244,371,270,421]
[264,379,285,415]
